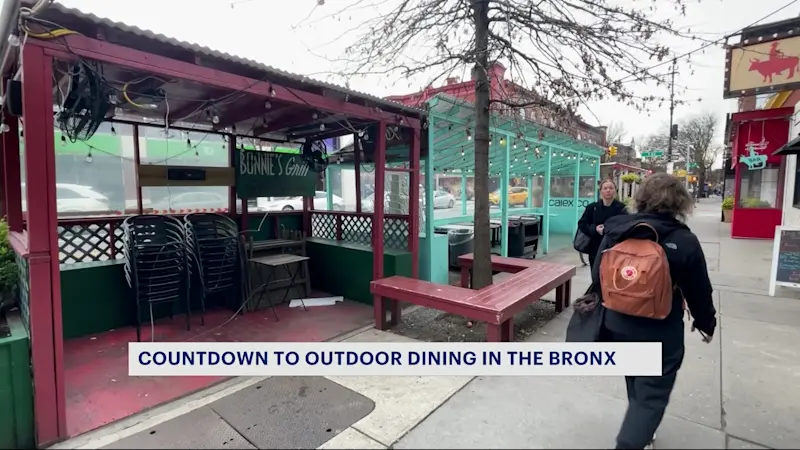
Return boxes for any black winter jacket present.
[590,212,717,339]
[577,199,628,256]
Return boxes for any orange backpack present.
[598,223,674,319]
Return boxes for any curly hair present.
[633,172,694,220]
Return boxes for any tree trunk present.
[470,0,492,289]
[698,169,707,199]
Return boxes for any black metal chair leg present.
[280,263,307,311]
[135,298,142,343]
[198,291,206,327]
[254,266,273,312]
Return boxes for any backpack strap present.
[627,222,660,242]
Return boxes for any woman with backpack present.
[568,173,717,449]
[577,179,628,269]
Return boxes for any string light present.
[85,150,92,163]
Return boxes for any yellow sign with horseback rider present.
[725,36,800,98]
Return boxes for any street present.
[53,198,800,450]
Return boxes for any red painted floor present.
[64,298,373,438]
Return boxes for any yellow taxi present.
[489,187,528,206]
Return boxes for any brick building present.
[385,63,607,146]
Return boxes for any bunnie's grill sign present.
[234,150,317,198]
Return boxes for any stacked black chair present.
[183,213,248,318]
[122,215,191,342]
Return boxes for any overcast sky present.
[51,0,800,148]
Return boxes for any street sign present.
[687,162,697,169]
[641,151,664,158]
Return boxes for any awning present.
[773,135,800,155]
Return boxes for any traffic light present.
[608,145,617,157]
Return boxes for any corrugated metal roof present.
[39,1,426,117]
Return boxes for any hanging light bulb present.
[0,123,9,133]
[7,34,20,47]
[270,86,277,97]
[61,135,67,146]
[535,146,540,153]
[513,141,517,149]
[111,126,117,135]
[499,137,505,145]
[466,129,472,140]
[212,115,220,124]
[461,148,465,156]
[525,144,529,151]
[320,123,326,131]
[85,151,93,163]
[186,138,192,149]
[195,149,200,162]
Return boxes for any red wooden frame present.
[20,43,67,443]
[10,29,421,445]
[34,35,420,130]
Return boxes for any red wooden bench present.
[370,254,576,342]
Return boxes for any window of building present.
[738,162,780,208]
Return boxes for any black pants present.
[599,315,685,450]
[613,344,684,449]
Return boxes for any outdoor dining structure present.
[0,2,424,447]
[419,95,603,283]
[0,2,604,447]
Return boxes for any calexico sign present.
[235,150,317,198]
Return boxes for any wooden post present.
[21,43,66,445]
[409,127,420,278]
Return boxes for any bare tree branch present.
[322,0,698,288]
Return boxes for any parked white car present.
[257,191,344,211]
[21,183,110,213]
[432,189,457,209]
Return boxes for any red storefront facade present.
[729,107,792,239]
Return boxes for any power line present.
[611,0,800,87]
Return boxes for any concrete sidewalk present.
[395,199,800,449]
[54,199,800,449]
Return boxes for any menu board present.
[770,227,800,296]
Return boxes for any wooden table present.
[247,238,304,258]
[249,253,311,319]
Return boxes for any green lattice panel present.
[341,215,372,246]
[384,218,409,250]
[13,252,29,333]
[311,213,336,239]
[58,222,124,264]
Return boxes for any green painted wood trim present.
[0,312,35,449]
[305,238,411,305]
